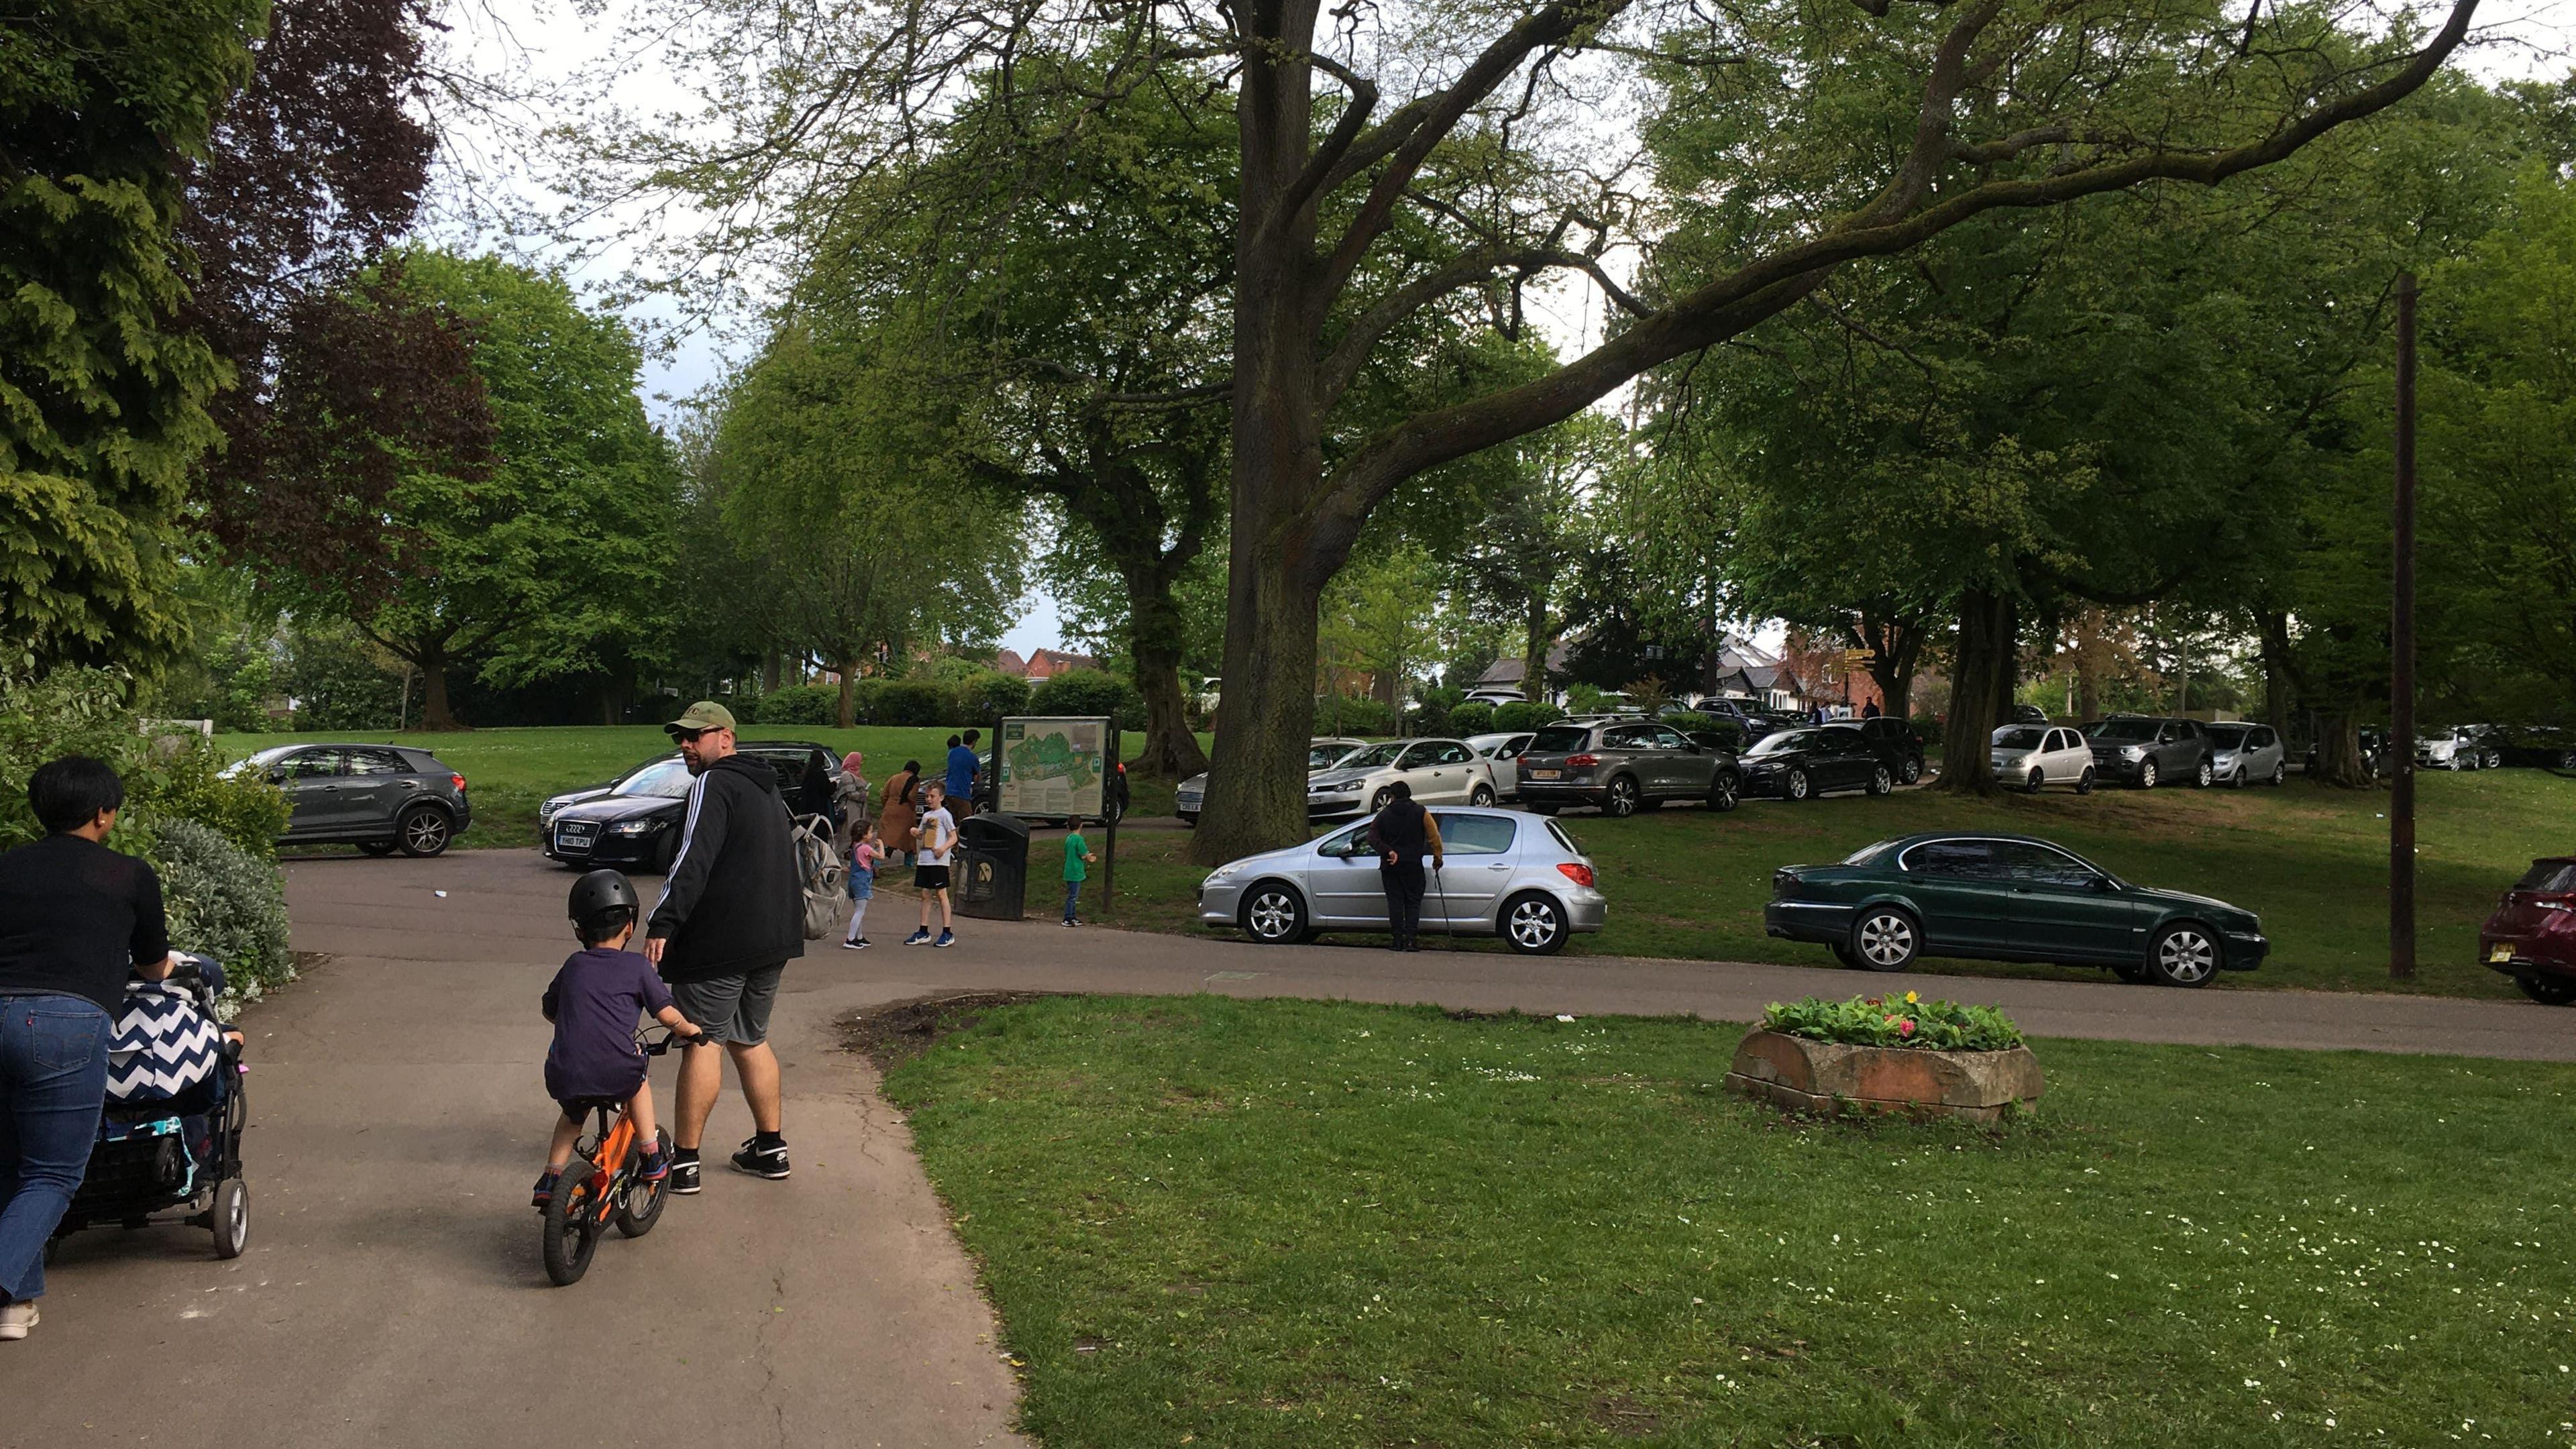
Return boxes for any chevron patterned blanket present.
[107,981,224,1103]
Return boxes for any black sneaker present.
[731,1136,791,1179]
[667,1154,702,1195]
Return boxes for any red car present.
[2483,857,2576,1005]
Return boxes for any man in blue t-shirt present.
[946,729,980,817]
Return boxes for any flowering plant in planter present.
[1761,994,2024,1052]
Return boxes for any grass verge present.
[876,993,2576,1448]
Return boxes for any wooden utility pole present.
[2390,273,2418,981]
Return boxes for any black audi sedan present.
[539,741,843,871]
[1737,727,1896,801]
[1764,832,2267,987]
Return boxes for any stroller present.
[50,954,250,1259]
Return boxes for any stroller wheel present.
[211,1178,249,1259]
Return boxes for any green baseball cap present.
[665,700,737,735]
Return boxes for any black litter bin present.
[953,812,1032,920]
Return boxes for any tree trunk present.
[837,653,864,729]
[1522,595,1548,704]
[1935,588,2015,793]
[599,683,621,726]
[2312,706,2377,787]
[761,653,782,694]
[1196,533,1330,862]
[420,649,464,731]
[1128,590,1210,778]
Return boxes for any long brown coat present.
[876,769,918,850]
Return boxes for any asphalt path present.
[17,845,2571,1443]
[10,849,1028,1448]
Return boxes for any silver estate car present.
[1197,807,1606,954]
[1176,737,1369,826]
[2204,722,2288,786]
[1304,738,1499,819]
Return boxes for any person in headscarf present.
[831,751,871,835]
[875,759,920,871]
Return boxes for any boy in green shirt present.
[1061,820,1096,926]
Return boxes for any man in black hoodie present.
[643,702,804,1191]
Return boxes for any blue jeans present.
[0,994,111,1301]
[1063,879,1082,922]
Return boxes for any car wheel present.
[1603,775,1640,818]
[2135,760,2159,790]
[1499,892,1567,955]
[2269,763,2286,787]
[1372,788,1395,813]
[2076,767,2096,796]
[1240,883,1307,945]
[1469,783,1496,807]
[2561,750,2576,770]
[2448,756,2465,771]
[1708,772,1741,813]
[2146,924,2220,987]
[1177,811,1198,827]
[1870,766,1894,797]
[358,841,396,857]
[2026,767,2046,794]
[1849,908,1918,971]
[2518,975,2576,1007]
[396,806,451,858]
[1900,755,1923,785]
[1784,767,1811,802]
[2487,751,2504,770]
[2194,761,2214,788]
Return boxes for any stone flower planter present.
[1725,1028,2043,1122]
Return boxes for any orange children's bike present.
[541,1028,702,1287]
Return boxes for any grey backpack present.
[792,817,846,940]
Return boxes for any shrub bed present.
[152,818,296,1007]
[1762,993,2025,1051]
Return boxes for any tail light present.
[1773,868,1803,895]
[451,773,468,792]
[1566,753,1599,767]
[1557,862,1595,888]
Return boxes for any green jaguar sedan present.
[1763,832,2268,987]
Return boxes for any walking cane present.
[1431,861,1454,950]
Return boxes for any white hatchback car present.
[1990,724,2096,793]
[1464,731,1538,800]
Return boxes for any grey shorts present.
[669,961,786,1046]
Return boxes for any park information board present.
[997,716,1110,820]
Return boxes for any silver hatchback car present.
[2204,722,2288,786]
[1197,807,1606,954]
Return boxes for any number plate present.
[2491,943,2515,963]
[1527,769,1562,780]
[558,822,596,843]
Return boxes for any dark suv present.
[1840,716,1928,784]
[2084,716,2215,789]
[232,743,472,856]
[1516,718,1741,818]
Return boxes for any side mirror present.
[2091,875,2119,893]
[266,769,288,785]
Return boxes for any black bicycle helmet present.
[568,869,639,936]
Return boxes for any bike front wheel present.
[616,1130,672,1238]
[543,1157,604,1285]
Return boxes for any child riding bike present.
[536,870,702,1210]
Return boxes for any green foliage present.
[1028,669,1146,733]
[1762,994,2025,1052]
[150,817,294,1002]
[870,680,951,727]
[1491,700,1565,732]
[1448,700,1496,737]
[955,669,1031,723]
[753,682,837,725]
[1662,710,1715,734]
[284,621,402,731]
[0,666,287,856]
[1311,694,1399,737]
[1,0,264,671]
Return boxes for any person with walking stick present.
[1366,781,1444,953]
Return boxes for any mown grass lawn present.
[879,994,2576,1448]
[1108,768,2576,998]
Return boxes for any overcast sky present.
[425,0,2572,663]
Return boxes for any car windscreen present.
[246,745,297,766]
[1746,731,1808,755]
[2514,861,2576,894]
[1307,745,1359,769]
[1992,727,2047,749]
[2204,724,2249,746]
[1843,839,1898,865]
[2087,718,2159,742]
[612,759,695,798]
[1529,727,1589,753]
[1342,742,1407,769]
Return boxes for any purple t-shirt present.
[541,947,675,1102]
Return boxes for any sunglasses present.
[669,728,707,743]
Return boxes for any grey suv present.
[2082,716,2215,789]
[1516,718,1741,818]
[232,743,472,855]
